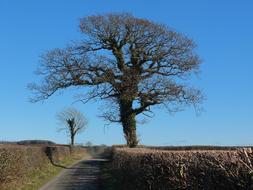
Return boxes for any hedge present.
[110,147,253,190]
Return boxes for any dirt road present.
[39,158,108,190]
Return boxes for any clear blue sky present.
[0,0,252,146]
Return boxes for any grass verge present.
[99,161,118,190]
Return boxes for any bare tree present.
[57,108,88,145]
[29,13,203,147]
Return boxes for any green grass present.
[99,162,119,190]
[21,157,74,190]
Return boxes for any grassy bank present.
[100,161,118,190]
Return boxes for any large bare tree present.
[57,108,88,145]
[29,13,203,147]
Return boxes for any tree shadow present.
[45,146,68,169]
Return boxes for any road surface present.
[39,158,108,190]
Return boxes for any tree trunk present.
[120,99,138,147]
[122,114,138,147]
[71,134,74,146]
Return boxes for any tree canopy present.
[29,13,203,147]
[57,107,88,145]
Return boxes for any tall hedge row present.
[111,148,253,190]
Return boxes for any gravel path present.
[39,158,108,190]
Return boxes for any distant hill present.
[0,141,17,144]
[17,140,56,145]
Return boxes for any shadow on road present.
[57,159,108,190]
[39,158,110,190]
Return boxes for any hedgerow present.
[110,147,253,190]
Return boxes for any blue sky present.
[0,0,252,146]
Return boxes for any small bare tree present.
[57,108,88,145]
[29,13,203,147]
